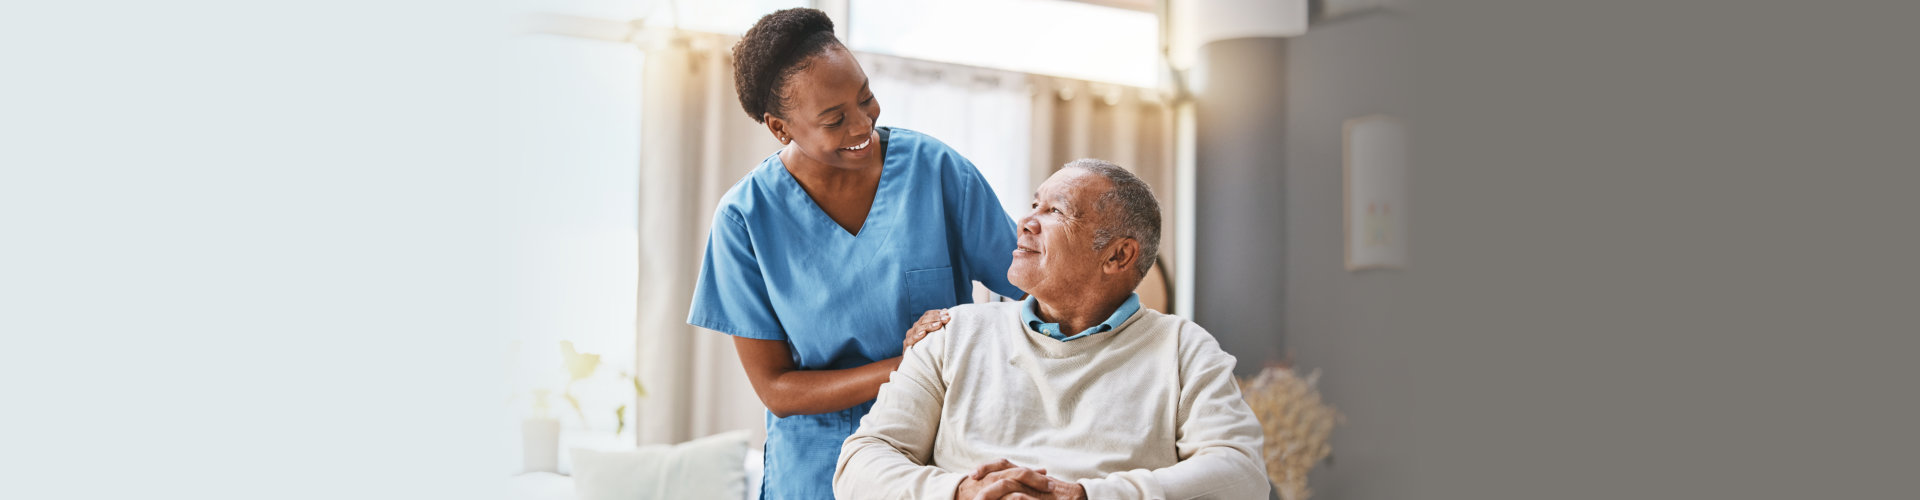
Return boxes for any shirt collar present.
[1022,293,1141,342]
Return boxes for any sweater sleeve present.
[834,325,966,500]
[1078,323,1271,500]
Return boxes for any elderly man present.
[834,159,1268,500]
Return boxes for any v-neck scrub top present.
[688,127,1024,499]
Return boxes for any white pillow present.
[570,430,750,500]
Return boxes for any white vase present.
[521,417,560,473]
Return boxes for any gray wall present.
[1280,12,1414,500]
[1195,2,1920,499]
[1387,2,1919,498]
[1192,37,1292,375]
[1191,11,1414,499]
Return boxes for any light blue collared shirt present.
[1022,293,1141,342]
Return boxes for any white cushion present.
[569,430,749,500]
[743,448,762,500]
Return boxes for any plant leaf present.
[560,341,601,381]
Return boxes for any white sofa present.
[510,447,761,500]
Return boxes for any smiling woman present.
[759,46,885,234]
[684,7,1030,499]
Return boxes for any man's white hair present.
[1064,158,1161,279]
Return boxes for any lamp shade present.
[1194,0,1308,42]
[1170,0,1308,69]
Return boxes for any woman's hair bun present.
[732,8,841,123]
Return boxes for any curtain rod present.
[514,13,659,44]
[513,12,1167,98]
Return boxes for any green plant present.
[557,341,648,435]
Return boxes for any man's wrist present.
[951,473,977,500]
[1061,480,1089,500]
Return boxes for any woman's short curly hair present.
[732,8,843,124]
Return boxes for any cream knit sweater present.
[834,301,1269,500]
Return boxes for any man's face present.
[1009,168,1110,300]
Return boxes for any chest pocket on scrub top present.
[903,267,957,317]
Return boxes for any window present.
[848,0,1159,88]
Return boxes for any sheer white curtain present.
[864,53,1034,221]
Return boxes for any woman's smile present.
[838,136,875,159]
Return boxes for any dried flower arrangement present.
[1239,364,1342,500]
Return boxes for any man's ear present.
[1103,237,1140,277]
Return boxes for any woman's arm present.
[732,309,951,417]
[732,336,902,418]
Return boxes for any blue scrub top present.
[687,127,1024,499]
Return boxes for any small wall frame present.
[1344,115,1408,271]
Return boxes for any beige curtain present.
[631,32,1179,448]
[633,32,776,447]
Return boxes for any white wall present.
[500,34,644,453]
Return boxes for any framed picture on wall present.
[1344,114,1408,271]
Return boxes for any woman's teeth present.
[841,139,871,151]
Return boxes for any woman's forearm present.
[757,356,903,417]
[733,335,908,417]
